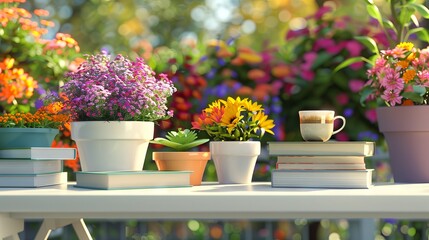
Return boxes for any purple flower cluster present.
[62,52,176,121]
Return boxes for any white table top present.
[1,182,429,220]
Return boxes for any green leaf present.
[414,28,429,43]
[411,14,420,27]
[366,4,383,25]
[311,52,332,69]
[413,85,426,96]
[409,3,429,19]
[334,57,369,72]
[382,19,396,32]
[402,92,423,104]
[354,36,379,54]
[399,6,415,26]
[360,86,375,106]
[401,85,427,104]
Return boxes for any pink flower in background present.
[333,16,351,29]
[365,109,377,123]
[350,61,364,70]
[302,52,317,70]
[313,6,332,20]
[286,28,310,40]
[336,93,349,105]
[335,131,349,141]
[314,38,335,51]
[349,79,365,92]
[345,40,364,57]
[314,38,345,55]
[302,70,315,81]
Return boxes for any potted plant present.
[0,102,70,149]
[151,128,210,186]
[363,42,429,183]
[333,1,429,183]
[192,96,275,184]
[60,52,176,172]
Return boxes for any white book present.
[75,171,192,190]
[0,147,77,160]
[0,172,67,187]
[268,141,375,156]
[277,155,365,164]
[271,169,373,189]
[276,163,366,170]
[0,160,62,174]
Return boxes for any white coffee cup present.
[299,110,346,142]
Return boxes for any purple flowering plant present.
[61,52,176,121]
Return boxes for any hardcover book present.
[271,169,374,189]
[276,155,365,164]
[268,141,375,156]
[0,147,77,160]
[0,160,62,174]
[75,170,192,190]
[0,172,67,187]
[276,163,366,170]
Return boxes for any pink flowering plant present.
[336,0,429,107]
[363,42,429,106]
[61,52,176,121]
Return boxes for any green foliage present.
[365,0,429,47]
[151,129,209,151]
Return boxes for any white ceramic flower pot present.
[71,121,154,172]
[210,141,260,184]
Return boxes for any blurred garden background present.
[2,0,429,239]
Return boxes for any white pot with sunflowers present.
[192,97,275,184]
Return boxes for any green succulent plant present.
[151,128,209,151]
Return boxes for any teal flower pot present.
[0,128,59,149]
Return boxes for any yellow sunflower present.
[220,98,243,133]
[252,111,275,135]
[242,98,263,112]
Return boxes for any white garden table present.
[0,182,428,239]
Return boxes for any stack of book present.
[268,141,375,189]
[0,147,76,187]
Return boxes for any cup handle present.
[332,116,346,135]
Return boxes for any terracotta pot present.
[377,106,429,183]
[153,152,211,186]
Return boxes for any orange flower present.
[396,60,409,69]
[34,9,49,17]
[247,69,267,81]
[272,65,290,78]
[403,69,416,83]
[237,48,262,64]
[40,19,54,27]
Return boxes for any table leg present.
[348,219,376,240]
[0,214,24,240]
[35,219,93,240]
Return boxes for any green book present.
[75,170,192,190]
